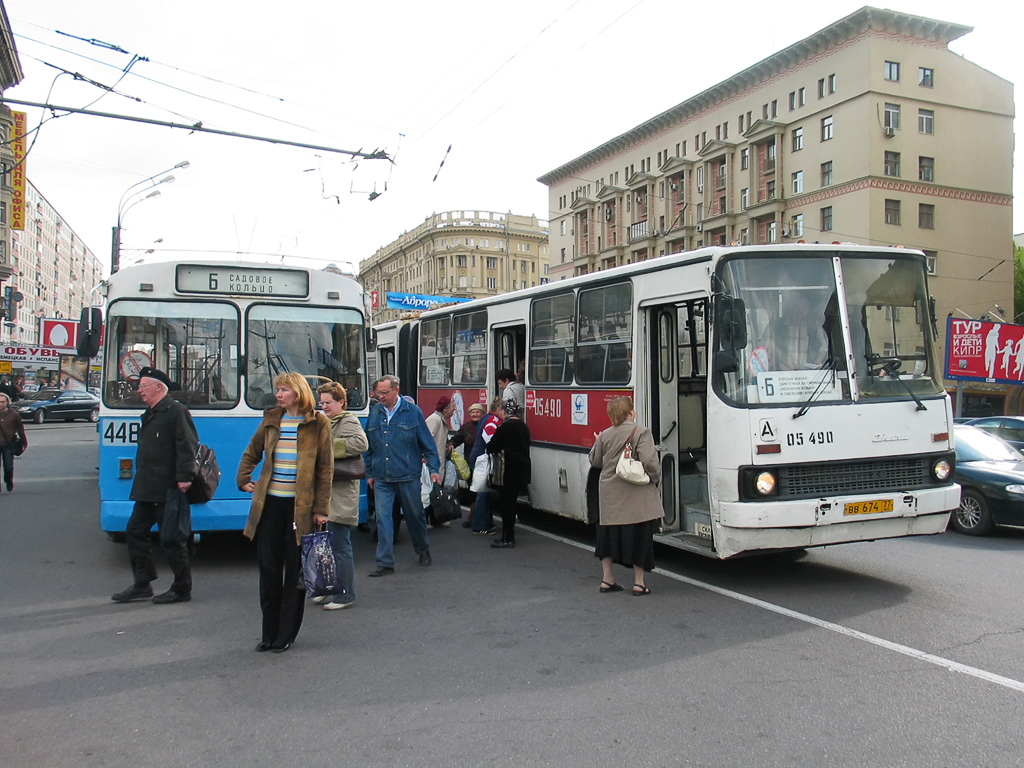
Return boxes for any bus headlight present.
[932,459,952,481]
[755,471,777,495]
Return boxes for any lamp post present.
[110,161,189,274]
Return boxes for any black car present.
[962,416,1024,451]
[15,389,100,424]
[951,424,1024,535]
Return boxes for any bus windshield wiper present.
[793,357,838,419]
[866,355,927,411]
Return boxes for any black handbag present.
[186,443,221,504]
[487,450,505,488]
[11,433,25,457]
[162,488,192,545]
[429,482,461,523]
[334,455,367,481]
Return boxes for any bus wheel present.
[952,490,994,536]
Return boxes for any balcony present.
[628,221,649,242]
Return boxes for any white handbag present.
[615,427,650,485]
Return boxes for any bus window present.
[246,305,365,410]
[577,282,632,384]
[452,311,487,384]
[530,293,575,384]
[840,256,943,399]
[104,300,239,409]
[419,317,451,386]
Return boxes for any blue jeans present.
[472,490,494,532]
[326,521,355,603]
[372,479,430,567]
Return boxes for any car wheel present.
[952,489,994,535]
[89,409,99,423]
[33,409,45,424]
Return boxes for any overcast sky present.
[5,1,1021,276]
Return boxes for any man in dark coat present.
[112,367,199,604]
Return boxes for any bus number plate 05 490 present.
[843,498,894,516]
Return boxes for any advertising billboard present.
[945,317,1024,385]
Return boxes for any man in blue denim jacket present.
[364,375,440,575]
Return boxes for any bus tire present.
[952,490,994,536]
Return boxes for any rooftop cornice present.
[537,6,972,186]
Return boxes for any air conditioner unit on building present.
[883,126,896,138]
[651,229,659,237]
[782,228,791,237]
[697,184,704,193]
[696,223,703,232]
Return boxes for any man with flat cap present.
[112,367,199,604]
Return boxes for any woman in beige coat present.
[238,372,333,652]
[315,382,368,611]
[588,396,661,595]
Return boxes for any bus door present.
[492,323,526,399]
[650,300,710,545]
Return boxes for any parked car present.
[962,416,1024,451]
[951,424,1024,535]
[15,389,100,424]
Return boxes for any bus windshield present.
[104,300,240,409]
[245,305,366,411]
[715,253,943,406]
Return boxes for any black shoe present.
[418,552,432,566]
[255,641,273,652]
[367,566,395,577]
[491,540,515,549]
[462,520,472,528]
[271,643,291,653]
[111,584,153,603]
[152,589,191,604]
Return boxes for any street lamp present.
[110,160,189,274]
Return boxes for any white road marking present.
[525,524,1024,694]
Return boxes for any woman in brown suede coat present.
[238,372,333,653]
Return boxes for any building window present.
[486,257,497,269]
[828,74,836,93]
[884,151,901,177]
[792,214,804,238]
[792,127,803,151]
[919,203,935,229]
[789,91,796,111]
[919,67,934,88]
[740,228,749,245]
[821,206,833,232]
[884,103,901,131]
[884,61,900,81]
[560,220,566,236]
[767,221,778,244]
[821,161,833,187]
[818,78,825,98]
[487,277,496,290]
[791,171,803,195]
[457,255,467,267]
[766,180,776,200]
[798,87,806,106]
[560,247,566,263]
[884,199,901,225]
[740,148,749,170]
[919,156,934,182]
[740,188,749,209]
[918,109,934,134]
[821,115,833,141]
[923,250,937,274]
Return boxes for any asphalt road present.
[2,423,1023,767]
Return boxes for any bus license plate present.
[843,498,894,516]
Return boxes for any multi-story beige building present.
[360,210,549,325]
[8,180,105,342]
[538,7,1013,397]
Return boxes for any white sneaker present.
[311,595,330,604]
[324,600,354,611]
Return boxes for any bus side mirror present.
[715,297,748,350]
[77,307,102,358]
